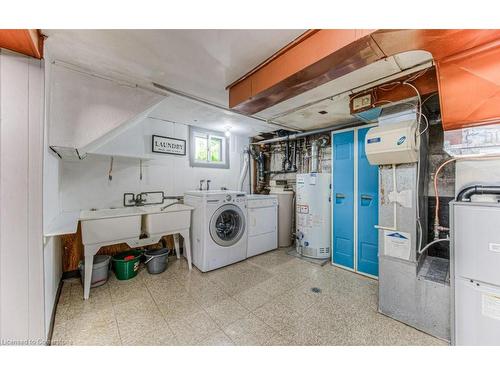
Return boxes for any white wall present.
[43,236,61,337]
[43,57,63,337]
[48,63,163,150]
[59,117,249,211]
[455,159,500,196]
[0,50,45,343]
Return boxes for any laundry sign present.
[384,230,411,260]
[152,135,186,155]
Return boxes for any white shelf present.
[44,211,80,237]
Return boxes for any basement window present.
[189,126,229,169]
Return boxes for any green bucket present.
[112,250,142,280]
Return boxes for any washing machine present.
[184,190,247,272]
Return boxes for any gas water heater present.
[296,173,331,259]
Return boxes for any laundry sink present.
[80,207,144,245]
[142,203,194,236]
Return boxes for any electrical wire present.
[374,85,427,253]
[433,154,500,240]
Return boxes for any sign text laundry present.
[152,135,186,155]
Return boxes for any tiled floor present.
[51,248,446,346]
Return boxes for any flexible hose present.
[418,238,450,255]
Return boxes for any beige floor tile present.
[59,283,113,318]
[51,247,445,346]
[167,257,196,279]
[279,315,345,346]
[51,306,120,346]
[275,288,319,315]
[121,321,178,346]
[113,295,165,343]
[198,329,234,346]
[108,275,150,306]
[273,259,325,281]
[140,269,179,289]
[265,331,292,346]
[253,301,302,333]
[252,275,296,297]
[205,298,250,328]
[246,250,295,271]
[146,278,186,302]
[188,281,230,309]
[155,291,204,320]
[168,310,221,345]
[233,285,273,311]
[223,315,277,345]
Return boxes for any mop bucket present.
[112,250,142,280]
[144,248,170,274]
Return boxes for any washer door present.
[209,204,246,247]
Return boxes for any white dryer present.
[247,194,278,258]
[184,190,247,272]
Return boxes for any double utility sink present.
[80,203,193,247]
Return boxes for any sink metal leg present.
[181,230,192,271]
[173,233,180,259]
[83,254,94,300]
[83,244,99,300]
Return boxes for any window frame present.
[189,126,229,169]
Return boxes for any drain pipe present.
[311,140,319,173]
[238,147,249,192]
[253,121,361,145]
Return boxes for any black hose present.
[456,185,500,202]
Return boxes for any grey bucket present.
[78,255,111,288]
[144,248,170,274]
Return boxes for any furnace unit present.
[451,200,500,345]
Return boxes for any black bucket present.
[144,248,170,274]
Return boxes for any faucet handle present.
[206,180,211,191]
[199,179,205,191]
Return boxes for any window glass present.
[195,135,208,161]
[189,126,229,169]
[209,137,222,162]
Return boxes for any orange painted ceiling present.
[228,29,500,131]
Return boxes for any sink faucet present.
[199,179,205,191]
[206,180,211,191]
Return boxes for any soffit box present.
[229,29,500,132]
[436,40,500,131]
[0,29,43,59]
[48,63,164,160]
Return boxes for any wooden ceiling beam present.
[228,29,500,131]
[0,29,43,59]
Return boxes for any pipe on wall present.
[253,121,361,145]
[238,147,249,192]
[456,185,500,202]
[311,140,319,173]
